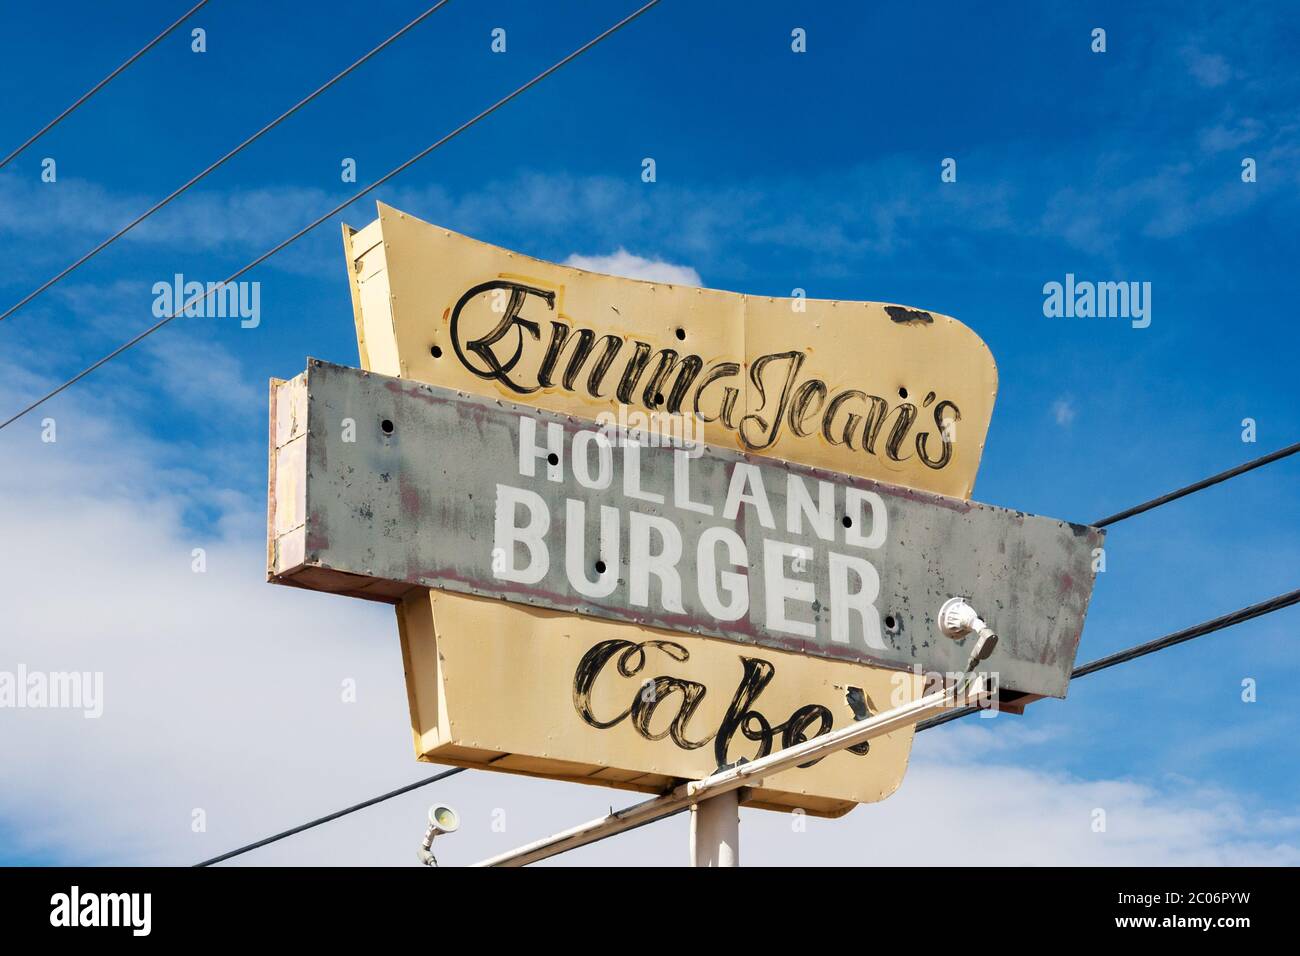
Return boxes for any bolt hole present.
[380,419,394,435]
[841,515,853,528]
[674,327,686,341]
[547,452,559,466]
[884,614,898,631]
[898,387,908,400]
[430,345,443,358]
[595,560,607,574]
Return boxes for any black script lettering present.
[739,351,805,451]
[573,639,641,728]
[881,402,918,462]
[538,323,624,395]
[449,280,554,394]
[857,394,892,454]
[615,344,704,412]
[572,636,713,750]
[781,704,834,769]
[641,349,704,412]
[615,342,653,405]
[630,676,714,749]
[787,378,828,438]
[823,389,867,448]
[713,657,778,767]
[445,281,966,473]
[572,640,870,770]
[917,399,960,470]
[693,362,742,427]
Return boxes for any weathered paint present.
[268,360,1103,700]
[341,204,999,500]
[398,587,927,818]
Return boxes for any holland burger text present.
[450,280,962,470]
[493,417,893,651]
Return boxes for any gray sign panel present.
[268,360,1103,698]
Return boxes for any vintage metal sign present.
[341,204,998,500]
[267,213,1101,816]
[269,360,1102,700]
[396,587,925,818]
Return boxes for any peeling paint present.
[884,306,934,325]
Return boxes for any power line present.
[1094,441,1300,528]
[0,1,211,172]
[1070,587,1300,677]
[0,0,664,431]
[193,584,1300,866]
[0,0,454,326]
[916,587,1300,730]
[192,767,466,867]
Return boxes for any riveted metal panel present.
[399,587,924,817]
[269,360,1102,699]
[342,203,998,500]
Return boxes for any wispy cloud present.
[1182,46,1232,89]
[4,123,1296,305]
[1052,397,1077,427]
[563,248,701,286]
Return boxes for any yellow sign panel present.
[343,203,997,500]
[399,588,925,818]
[339,204,995,813]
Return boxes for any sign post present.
[691,792,740,867]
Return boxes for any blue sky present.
[0,0,1296,865]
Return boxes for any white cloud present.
[0,171,338,251]
[1183,48,1231,88]
[563,248,701,286]
[0,171,358,288]
[1052,398,1076,427]
[140,329,262,418]
[0,352,1295,867]
[744,723,1300,866]
[1198,118,1262,154]
[5,138,1296,306]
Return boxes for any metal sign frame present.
[269,359,1103,700]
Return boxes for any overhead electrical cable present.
[1093,441,1300,528]
[192,767,467,867]
[0,0,454,325]
[0,0,212,171]
[0,0,664,431]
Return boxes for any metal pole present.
[690,791,739,867]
